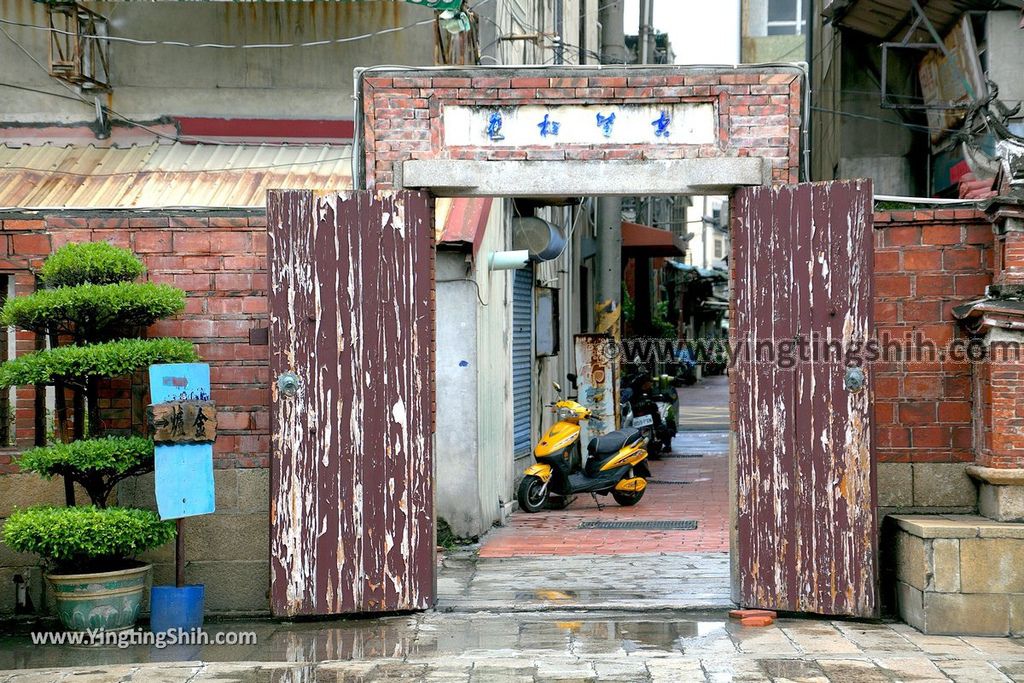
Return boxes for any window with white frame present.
[767,0,806,35]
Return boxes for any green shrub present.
[39,242,146,288]
[2,506,175,574]
[0,283,186,343]
[0,337,197,388]
[17,437,155,507]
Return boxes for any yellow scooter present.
[517,383,650,513]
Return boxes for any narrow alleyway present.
[438,375,733,612]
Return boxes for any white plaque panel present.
[443,103,716,148]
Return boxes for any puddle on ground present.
[0,613,728,669]
[512,590,649,602]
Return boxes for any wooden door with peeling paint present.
[732,180,877,618]
[267,190,435,617]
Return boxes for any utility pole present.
[634,0,654,338]
[595,0,626,339]
[639,0,653,66]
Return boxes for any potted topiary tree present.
[0,242,197,631]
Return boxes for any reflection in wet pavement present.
[0,612,728,671]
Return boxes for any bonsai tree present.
[0,242,194,629]
[3,505,175,575]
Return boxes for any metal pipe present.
[554,0,564,65]
[639,0,649,65]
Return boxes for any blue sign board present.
[149,363,215,520]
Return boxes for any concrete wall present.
[435,199,516,539]
[474,202,515,527]
[987,11,1024,120]
[118,470,270,615]
[0,1,436,123]
[435,249,483,538]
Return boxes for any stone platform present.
[893,514,1024,637]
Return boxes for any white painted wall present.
[473,200,516,530]
[435,250,483,537]
[684,196,728,270]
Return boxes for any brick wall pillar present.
[961,203,1024,521]
[992,211,1024,287]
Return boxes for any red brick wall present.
[978,341,1024,469]
[361,67,803,190]
[0,213,270,472]
[872,208,994,465]
[0,206,1003,476]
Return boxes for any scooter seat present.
[588,428,643,456]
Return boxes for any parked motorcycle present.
[623,372,677,458]
[516,382,650,513]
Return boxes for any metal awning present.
[434,197,492,254]
[0,142,353,210]
[621,221,686,257]
[823,0,1022,40]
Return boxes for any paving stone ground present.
[437,552,733,612]
[2,611,1024,682]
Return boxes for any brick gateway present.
[0,67,1018,626]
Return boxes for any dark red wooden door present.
[267,190,435,617]
[732,180,877,618]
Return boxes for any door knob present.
[277,371,300,398]
[844,367,866,393]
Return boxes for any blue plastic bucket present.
[150,585,205,634]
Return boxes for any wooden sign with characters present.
[149,363,216,520]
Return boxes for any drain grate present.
[647,479,695,485]
[578,520,698,531]
[660,453,704,458]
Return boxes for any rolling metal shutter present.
[512,268,533,457]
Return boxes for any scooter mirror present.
[553,382,562,393]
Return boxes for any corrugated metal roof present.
[0,142,353,209]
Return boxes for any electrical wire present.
[0,15,438,50]
[0,81,87,104]
[810,105,961,134]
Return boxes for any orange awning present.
[621,221,686,257]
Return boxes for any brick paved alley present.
[478,375,731,558]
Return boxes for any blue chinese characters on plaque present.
[149,363,215,520]
[486,111,505,141]
[652,111,671,138]
[537,114,561,137]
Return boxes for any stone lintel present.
[401,158,769,197]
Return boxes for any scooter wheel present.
[517,475,548,513]
[612,486,645,507]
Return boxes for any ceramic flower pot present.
[46,563,150,632]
